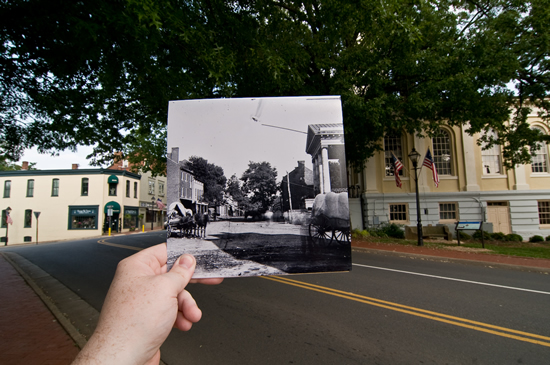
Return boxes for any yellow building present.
[1,167,141,245]
[348,110,550,240]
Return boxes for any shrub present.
[505,233,523,242]
[529,235,544,243]
[473,230,493,240]
[458,231,471,241]
[351,229,370,239]
[491,232,506,241]
[383,223,405,239]
[546,235,550,242]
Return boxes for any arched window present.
[481,129,502,175]
[384,134,404,177]
[432,129,452,175]
[531,126,549,173]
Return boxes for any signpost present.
[34,211,41,245]
[107,205,113,236]
[455,221,484,247]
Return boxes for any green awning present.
[104,201,121,214]
[107,175,119,184]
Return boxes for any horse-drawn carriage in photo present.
[308,192,351,246]
[165,202,209,238]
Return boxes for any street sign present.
[34,211,41,219]
[107,208,113,217]
[456,222,482,230]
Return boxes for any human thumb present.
[166,254,196,293]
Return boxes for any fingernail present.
[179,254,194,269]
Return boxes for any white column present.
[514,165,530,190]
[462,127,480,191]
[364,156,378,193]
[321,147,331,193]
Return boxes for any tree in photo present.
[187,156,227,203]
[241,161,278,213]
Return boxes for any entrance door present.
[487,202,511,234]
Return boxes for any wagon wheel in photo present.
[167,224,172,238]
[309,222,331,246]
[333,229,351,245]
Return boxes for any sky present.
[20,145,96,170]
[167,96,344,182]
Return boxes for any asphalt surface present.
[2,229,550,364]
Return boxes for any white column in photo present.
[321,146,331,193]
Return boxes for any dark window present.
[126,180,130,197]
[52,178,59,196]
[538,201,550,225]
[109,183,117,196]
[26,179,34,197]
[81,178,89,196]
[68,206,98,230]
[3,180,10,198]
[389,204,408,222]
[24,209,32,228]
[134,182,138,198]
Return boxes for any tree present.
[2,0,550,171]
[225,174,245,205]
[241,161,278,212]
[187,156,226,203]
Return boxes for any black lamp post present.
[4,206,11,246]
[151,196,155,231]
[408,148,424,246]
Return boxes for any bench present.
[405,225,452,241]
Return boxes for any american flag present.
[423,148,439,187]
[156,198,166,210]
[390,152,403,188]
[6,211,13,225]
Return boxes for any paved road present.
[4,230,550,364]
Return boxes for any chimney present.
[21,161,29,170]
[171,147,179,162]
[298,161,305,167]
[72,164,79,170]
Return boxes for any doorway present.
[487,202,511,234]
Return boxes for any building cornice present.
[0,168,141,179]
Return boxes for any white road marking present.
[352,263,550,295]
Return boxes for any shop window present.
[68,206,98,230]
[3,180,10,198]
[123,207,139,229]
[389,204,408,223]
[52,178,60,197]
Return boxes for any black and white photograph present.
[166,96,351,278]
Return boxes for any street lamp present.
[408,148,424,246]
[151,196,155,231]
[4,206,11,246]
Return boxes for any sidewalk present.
[0,254,80,365]
[2,238,549,365]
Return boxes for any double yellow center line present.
[263,276,550,348]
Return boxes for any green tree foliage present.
[2,0,550,172]
[241,161,278,212]
[187,156,226,203]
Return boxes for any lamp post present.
[4,206,11,246]
[151,196,155,231]
[408,148,424,246]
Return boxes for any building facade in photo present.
[1,166,141,245]
[347,109,550,240]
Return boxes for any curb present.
[351,246,550,274]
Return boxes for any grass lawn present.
[352,235,550,260]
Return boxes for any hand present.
[73,244,222,365]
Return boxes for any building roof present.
[0,168,141,179]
